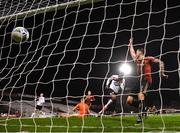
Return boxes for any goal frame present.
[0,0,103,22]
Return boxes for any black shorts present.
[130,78,151,96]
[105,88,117,97]
[36,105,42,110]
[103,88,117,102]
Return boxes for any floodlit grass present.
[0,115,180,132]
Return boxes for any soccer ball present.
[11,27,29,42]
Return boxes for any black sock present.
[138,100,145,119]
[142,100,146,112]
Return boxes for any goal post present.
[0,0,103,22]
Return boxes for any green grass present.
[0,115,180,132]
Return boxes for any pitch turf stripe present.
[2,124,180,130]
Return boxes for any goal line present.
[0,0,103,22]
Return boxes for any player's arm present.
[91,96,95,101]
[121,78,125,90]
[92,96,95,101]
[106,76,113,89]
[87,108,90,114]
[153,58,168,78]
[128,38,136,61]
[72,104,79,111]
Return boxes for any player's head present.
[40,93,43,97]
[136,48,144,58]
[80,98,85,102]
[87,90,91,95]
[118,72,124,79]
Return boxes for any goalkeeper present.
[72,98,89,117]
[98,73,125,115]
[60,98,89,118]
[127,38,168,123]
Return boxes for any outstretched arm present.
[128,38,136,61]
[73,104,79,111]
[153,58,168,79]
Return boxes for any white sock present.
[31,113,35,118]
[99,99,113,114]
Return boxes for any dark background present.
[0,0,179,107]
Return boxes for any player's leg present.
[110,94,117,114]
[137,81,150,123]
[59,113,79,118]
[141,81,150,113]
[136,92,145,123]
[126,95,139,108]
[31,108,36,118]
[32,106,40,118]
[138,92,145,112]
[99,90,116,114]
[126,95,133,105]
[127,81,140,109]
[98,98,113,114]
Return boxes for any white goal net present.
[0,0,179,132]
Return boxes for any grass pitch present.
[0,115,180,132]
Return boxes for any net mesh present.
[0,0,179,132]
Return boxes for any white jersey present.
[106,75,125,94]
[37,96,45,106]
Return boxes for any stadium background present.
[0,0,179,113]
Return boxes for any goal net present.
[0,0,179,132]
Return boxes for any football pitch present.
[0,114,180,132]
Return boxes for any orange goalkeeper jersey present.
[76,102,89,115]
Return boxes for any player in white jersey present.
[31,93,45,118]
[36,93,45,110]
[98,73,125,115]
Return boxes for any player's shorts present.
[103,88,118,102]
[36,105,42,110]
[129,78,151,97]
[106,88,117,96]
